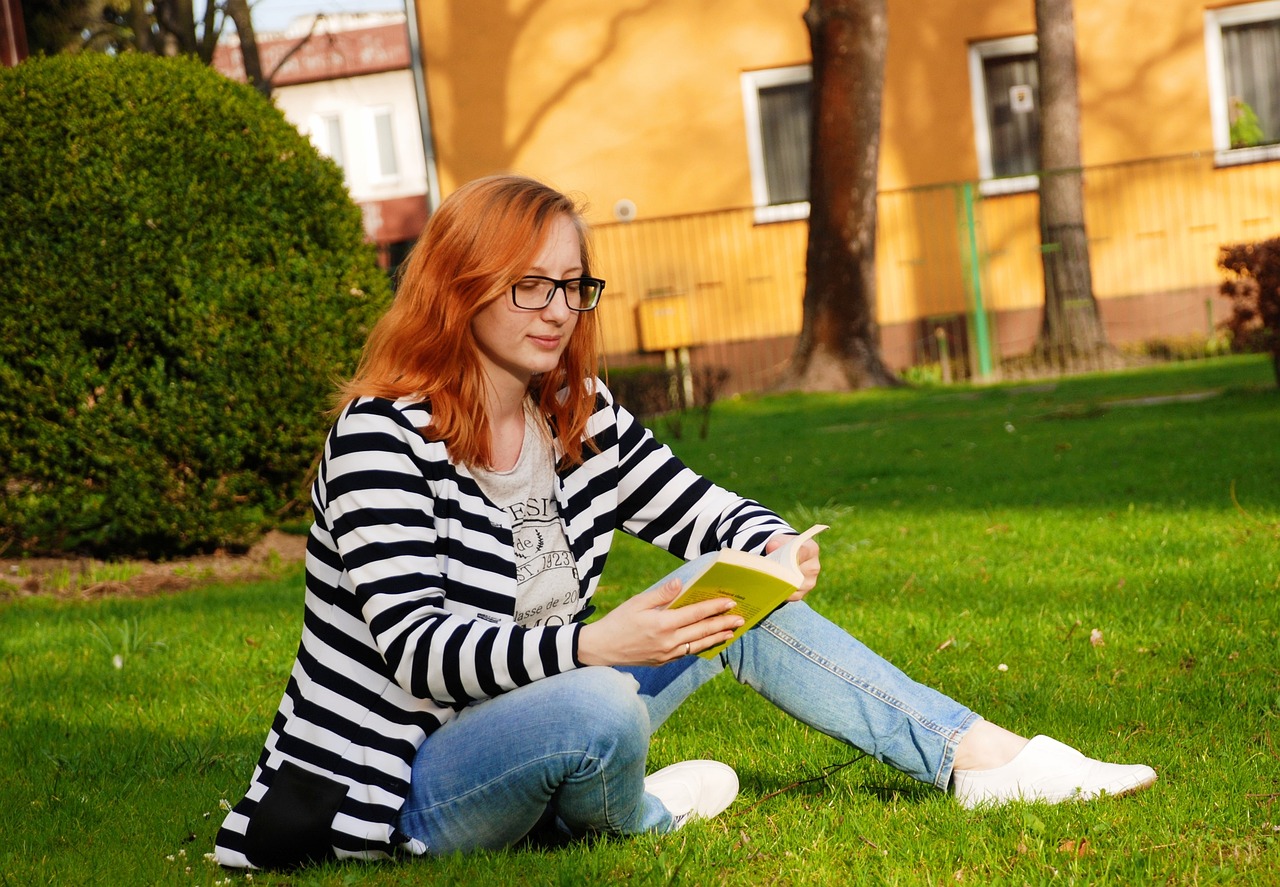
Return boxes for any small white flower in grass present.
[203,853,217,863]
[1004,423,1016,433]
[1090,628,1105,647]
[219,798,232,811]
[166,855,175,862]
[112,654,124,669]
[997,663,1008,672]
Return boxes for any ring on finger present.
[684,641,691,656]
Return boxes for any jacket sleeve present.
[317,398,580,706]
[599,383,793,559]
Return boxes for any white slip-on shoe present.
[644,760,740,830]
[952,735,1157,809]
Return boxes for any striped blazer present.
[214,380,790,868]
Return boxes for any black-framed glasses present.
[510,275,606,312]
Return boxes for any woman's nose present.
[541,285,575,320]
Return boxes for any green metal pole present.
[961,182,994,379]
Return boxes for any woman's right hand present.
[576,578,744,666]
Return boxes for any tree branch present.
[265,13,327,85]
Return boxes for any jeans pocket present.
[244,761,347,869]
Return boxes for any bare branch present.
[265,13,327,85]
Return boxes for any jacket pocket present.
[244,761,347,870]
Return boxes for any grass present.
[1,354,1277,886]
[3,559,148,596]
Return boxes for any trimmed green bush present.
[0,53,392,558]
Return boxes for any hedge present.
[0,53,392,557]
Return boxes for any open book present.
[655,524,828,659]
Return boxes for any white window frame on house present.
[741,64,811,224]
[313,113,346,173]
[1205,0,1280,166]
[968,35,1040,196]
[370,106,401,182]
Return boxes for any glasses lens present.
[565,278,603,310]
[512,277,551,309]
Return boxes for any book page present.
[764,524,829,575]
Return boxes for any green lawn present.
[2,355,1277,885]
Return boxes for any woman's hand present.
[576,578,745,667]
[765,533,822,602]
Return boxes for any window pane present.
[374,111,399,177]
[323,116,344,169]
[983,53,1040,177]
[758,80,810,205]
[1223,19,1280,147]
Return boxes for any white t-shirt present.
[468,411,581,628]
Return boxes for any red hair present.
[338,175,601,468]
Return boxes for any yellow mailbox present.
[636,294,693,352]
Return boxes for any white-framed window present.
[968,35,1040,196]
[1206,1,1280,166]
[314,113,346,171]
[371,107,400,180]
[741,65,811,223]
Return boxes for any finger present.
[647,577,684,605]
[665,596,738,628]
[677,611,745,650]
[685,627,740,657]
[796,568,819,595]
[764,533,794,556]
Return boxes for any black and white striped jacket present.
[214,380,789,868]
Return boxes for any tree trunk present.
[784,0,898,391]
[170,0,198,55]
[225,0,270,97]
[129,0,152,53]
[1035,0,1107,362]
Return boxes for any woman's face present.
[471,213,582,398]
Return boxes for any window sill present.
[978,174,1038,197]
[1214,144,1280,168]
[752,201,809,225]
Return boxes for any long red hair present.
[337,175,601,467]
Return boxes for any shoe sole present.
[962,769,1158,808]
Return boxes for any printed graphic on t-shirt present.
[507,496,579,627]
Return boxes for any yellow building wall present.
[1074,1,1218,166]
[417,0,810,224]
[415,0,1280,359]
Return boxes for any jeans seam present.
[759,617,967,790]
[403,748,604,820]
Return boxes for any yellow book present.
[661,524,828,659]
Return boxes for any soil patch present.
[0,530,309,599]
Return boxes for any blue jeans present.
[397,601,978,854]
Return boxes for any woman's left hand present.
[765,533,821,602]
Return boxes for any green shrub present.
[604,364,682,419]
[0,53,391,558]
[1118,332,1234,363]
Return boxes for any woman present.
[214,175,1155,869]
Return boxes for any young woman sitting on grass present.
[214,174,1156,870]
